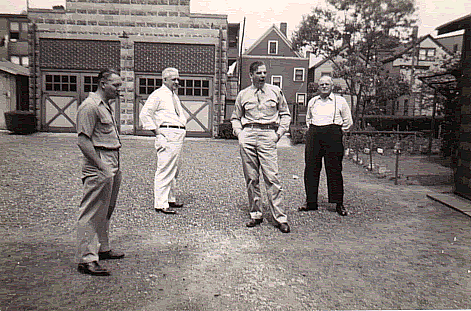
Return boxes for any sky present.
[1,0,470,50]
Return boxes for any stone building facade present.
[28,0,229,137]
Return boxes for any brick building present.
[28,0,230,137]
[0,13,30,113]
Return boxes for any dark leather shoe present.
[278,223,290,233]
[169,202,184,208]
[77,261,110,276]
[298,203,318,211]
[336,204,348,216]
[99,250,125,260]
[246,219,263,227]
[155,208,177,214]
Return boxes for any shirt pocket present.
[243,101,258,118]
[263,98,278,117]
[97,111,115,134]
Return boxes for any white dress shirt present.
[139,84,187,130]
[306,93,353,131]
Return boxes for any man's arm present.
[78,134,112,176]
[139,92,161,136]
[230,92,244,137]
[305,97,315,127]
[276,90,291,139]
[340,98,353,131]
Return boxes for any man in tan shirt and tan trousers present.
[231,61,291,233]
[76,69,125,276]
[140,67,187,214]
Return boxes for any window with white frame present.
[296,93,306,105]
[10,22,19,40]
[10,56,20,64]
[293,68,305,82]
[21,56,29,67]
[268,40,278,55]
[271,75,282,89]
[419,48,436,61]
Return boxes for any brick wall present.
[134,42,215,74]
[40,39,120,70]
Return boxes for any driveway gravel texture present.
[0,132,470,310]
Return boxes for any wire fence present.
[344,131,442,185]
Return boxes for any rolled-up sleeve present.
[76,102,96,138]
[139,92,161,130]
[305,97,315,127]
[230,92,244,136]
[277,90,291,136]
[340,98,353,131]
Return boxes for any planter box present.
[4,110,37,134]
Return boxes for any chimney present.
[280,22,287,37]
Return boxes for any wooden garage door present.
[41,72,119,132]
[134,75,213,137]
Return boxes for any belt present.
[95,146,120,151]
[243,123,277,130]
[160,125,186,129]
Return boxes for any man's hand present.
[155,133,169,150]
[275,132,282,143]
[98,164,113,179]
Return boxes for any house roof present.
[381,34,453,64]
[0,13,28,19]
[437,13,471,35]
[244,24,302,58]
[310,46,353,70]
[0,60,29,76]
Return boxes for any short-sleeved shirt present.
[231,83,291,136]
[76,92,121,149]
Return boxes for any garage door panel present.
[44,95,78,128]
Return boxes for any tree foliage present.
[292,0,417,127]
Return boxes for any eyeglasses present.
[171,78,179,81]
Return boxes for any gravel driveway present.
[1,132,470,310]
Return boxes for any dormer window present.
[268,40,278,55]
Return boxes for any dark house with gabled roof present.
[239,23,308,124]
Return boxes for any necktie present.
[172,92,180,117]
[256,89,262,108]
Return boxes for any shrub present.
[4,110,37,135]
[217,120,237,139]
[290,125,307,144]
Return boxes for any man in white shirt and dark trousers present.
[139,67,187,214]
[301,75,353,216]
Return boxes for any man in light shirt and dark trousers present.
[139,67,187,214]
[301,75,353,216]
[231,61,292,233]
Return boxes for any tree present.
[292,0,416,127]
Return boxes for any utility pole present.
[410,26,419,116]
[238,17,246,92]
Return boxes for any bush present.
[290,125,308,144]
[4,110,37,134]
[217,120,237,139]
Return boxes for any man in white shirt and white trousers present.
[139,67,187,214]
[301,75,353,216]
